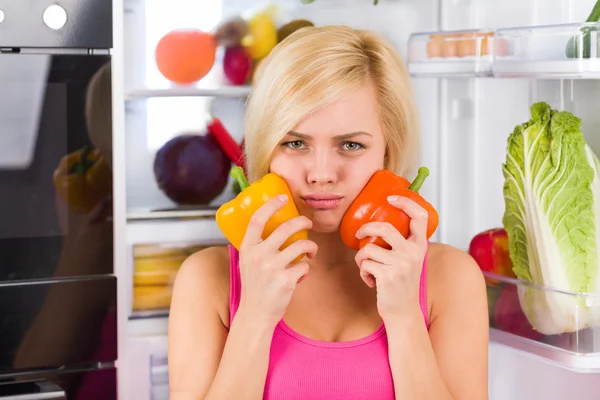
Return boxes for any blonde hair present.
[244,25,420,182]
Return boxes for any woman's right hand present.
[237,194,318,327]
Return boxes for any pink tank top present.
[228,245,429,400]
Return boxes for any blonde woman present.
[168,26,489,400]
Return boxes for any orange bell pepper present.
[340,167,439,250]
[53,146,112,214]
[216,167,308,259]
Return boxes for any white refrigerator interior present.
[117,0,600,399]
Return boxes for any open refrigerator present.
[111,0,600,399]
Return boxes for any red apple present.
[223,46,252,85]
[469,228,516,279]
[486,283,504,322]
[493,284,544,341]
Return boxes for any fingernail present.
[278,194,288,202]
[387,195,399,202]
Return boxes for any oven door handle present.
[3,394,64,400]
[1,381,65,400]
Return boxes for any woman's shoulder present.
[425,242,486,313]
[426,241,479,272]
[172,245,232,327]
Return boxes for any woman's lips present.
[302,195,344,210]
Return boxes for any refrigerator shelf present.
[128,315,169,337]
[485,271,600,372]
[126,216,225,245]
[493,22,600,78]
[492,58,600,78]
[127,205,218,221]
[408,22,600,79]
[407,29,501,77]
[490,329,600,373]
[125,85,252,100]
[408,56,494,77]
[130,309,170,320]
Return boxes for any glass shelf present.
[407,29,501,77]
[485,271,600,372]
[130,309,170,320]
[493,22,600,78]
[127,205,218,221]
[408,23,600,79]
[125,85,252,100]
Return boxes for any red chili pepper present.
[207,117,246,170]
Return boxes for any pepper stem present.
[231,166,250,191]
[408,167,429,192]
[70,146,94,174]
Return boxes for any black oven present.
[0,1,116,399]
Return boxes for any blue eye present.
[342,141,364,151]
[284,140,306,149]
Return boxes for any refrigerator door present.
[0,367,117,400]
[0,276,117,374]
[0,52,113,282]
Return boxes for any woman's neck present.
[307,230,357,269]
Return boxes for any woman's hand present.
[237,194,318,328]
[354,195,428,321]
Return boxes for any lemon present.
[243,13,277,60]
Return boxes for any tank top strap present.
[228,245,242,328]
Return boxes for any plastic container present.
[493,22,600,78]
[131,244,205,314]
[485,271,600,372]
[407,29,505,77]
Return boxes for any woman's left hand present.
[354,195,428,321]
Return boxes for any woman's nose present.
[306,150,338,185]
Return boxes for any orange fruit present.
[155,29,217,84]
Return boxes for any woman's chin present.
[306,216,342,234]
[310,226,338,234]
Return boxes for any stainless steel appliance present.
[0,0,116,398]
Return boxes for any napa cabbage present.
[502,102,600,335]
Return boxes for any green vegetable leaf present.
[502,102,600,334]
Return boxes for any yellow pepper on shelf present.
[216,166,308,258]
[132,285,173,311]
[133,250,187,286]
[53,146,112,214]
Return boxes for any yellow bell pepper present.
[216,167,308,257]
[52,146,112,214]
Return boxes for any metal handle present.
[0,381,65,400]
[2,394,64,400]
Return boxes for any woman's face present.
[270,83,387,232]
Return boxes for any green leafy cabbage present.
[502,102,600,335]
